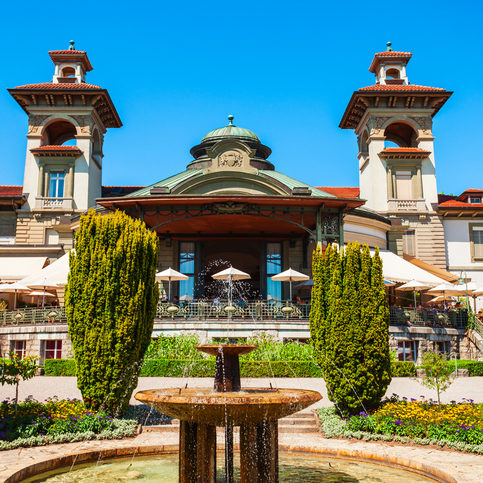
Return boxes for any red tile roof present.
[359,84,446,92]
[0,185,22,196]
[48,50,87,55]
[316,187,360,198]
[439,199,483,208]
[32,145,80,150]
[15,82,102,89]
[381,147,428,153]
[369,51,412,73]
[373,51,412,57]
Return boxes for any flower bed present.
[318,396,483,454]
[0,396,137,450]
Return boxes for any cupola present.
[369,42,411,86]
[50,41,93,84]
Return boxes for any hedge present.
[391,361,416,377]
[43,359,76,376]
[45,359,323,378]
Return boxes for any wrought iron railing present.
[156,300,311,320]
[0,307,67,326]
[389,307,468,329]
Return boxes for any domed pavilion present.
[99,115,363,303]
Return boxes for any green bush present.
[310,243,391,416]
[66,210,159,416]
[391,361,416,377]
[44,359,76,376]
[139,358,322,377]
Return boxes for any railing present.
[390,307,468,329]
[0,307,66,326]
[156,300,311,320]
[35,197,73,210]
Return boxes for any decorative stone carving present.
[28,115,49,134]
[213,202,248,214]
[412,116,432,135]
[71,115,92,135]
[322,215,339,234]
[218,151,243,168]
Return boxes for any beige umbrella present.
[212,267,251,306]
[429,295,455,304]
[28,290,56,307]
[271,268,310,301]
[26,278,59,308]
[0,282,32,309]
[155,268,189,302]
[397,280,432,307]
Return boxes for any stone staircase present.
[142,410,320,435]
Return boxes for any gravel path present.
[1,376,482,408]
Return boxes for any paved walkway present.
[2,376,483,407]
[0,429,482,482]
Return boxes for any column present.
[37,165,44,198]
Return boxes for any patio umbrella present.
[28,290,56,306]
[428,295,455,304]
[397,280,431,307]
[155,268,189,302]
[0,282,31,309]
[271,268,309,301]
[26,278,59,308]
[212,267,251,306]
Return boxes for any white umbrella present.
[397,280,432,307]
[0,282,32,309]
[271,268,309,301]
[212,266,251,306]
[155,268,189,302]
[28,290,56,307]
[179,294,193,302]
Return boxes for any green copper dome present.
[202,115,260,142]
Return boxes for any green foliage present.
[0,352,38,414]
[317,407,346,438]
[310,243,391,416]
[43,359,76,376]
[65,209,159,416]
[420,351,453,405]
[391,361,416,377]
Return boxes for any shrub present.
[420,351,453,405]
[43,359,76,376]
[65,210,159,416]
[311,243,391,416]
[391,361,416,377]
[144,334,204,360]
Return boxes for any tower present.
[340,43,452,268]
[8,42,122,246]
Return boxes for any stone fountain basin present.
[135,388,321,426]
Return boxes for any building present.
[0,43,481,363]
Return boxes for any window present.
[469,224,483,261]
[402,230,416,257]
[397,340,418,361]
[395,171,412,199]
[44,340,62,360]
[266,242,282,300]
[469,197,481,204]
[49,172,65,198]
[435,341,451,356]
[11,340,26,360]
[45,229,59,245]
[178,242,195,299]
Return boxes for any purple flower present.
[394,420,402,425]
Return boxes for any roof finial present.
[386,41,392,52]
[69,40,75,51]
[227,114,234,126]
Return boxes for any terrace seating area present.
[389,306,468,329]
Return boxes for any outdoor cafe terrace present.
[0,301,473,330]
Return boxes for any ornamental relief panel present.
[28,115,49,134]
[71,115,93,135]
[218,151,243,168]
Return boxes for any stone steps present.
[142,410,320,434]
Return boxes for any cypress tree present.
[65,210,159,416]
[311,242,391,415]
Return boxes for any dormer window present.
[469,197,481,204]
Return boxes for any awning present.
[0,256,48,281]
[402,254,459,283]
[371,250,447,286]
[19,252,70,287]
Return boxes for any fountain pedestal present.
[135,344,321,483]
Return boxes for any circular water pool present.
[23,452,437,482]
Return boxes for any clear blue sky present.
[0,1,481,195]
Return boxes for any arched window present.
[384,122,418,148]
[386,68,400,79]
[61,66,76,77]
[41,120,77,146]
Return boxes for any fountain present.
[134,344,322,483]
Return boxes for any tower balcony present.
[388,199,427,212]
[35,197,73,211]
